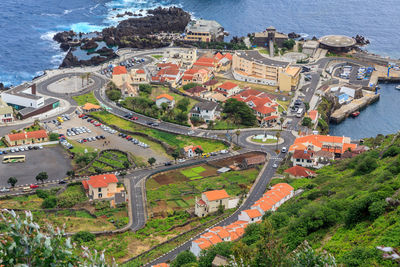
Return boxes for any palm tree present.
[80,74,86,87]
[235,130,241,144]
[280,117,285,131]
[85,72,91,85]
[275,131,281,151]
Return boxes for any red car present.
[130,117,138,120]
[126,135,132,139]
[30,184,39,189]
[78,114,85,118]
[94,123,101,127]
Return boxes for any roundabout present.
[246,134,284,145]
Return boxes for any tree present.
[36,172,48,183]
[66,170,75,177]
[194,147,203,156]
[7,176,17,187]
[148,157,156,166]
[177,98,190,112]
[218,204,225,214]
[172,150,180,162]
[283,39,296,50]
[302,117,312,127]
[49,132,59,141]
[235,130,241,143]
[289,241,336,267]
[139,84,152,94]
[80,74,86,87]
[161,102,169,113]
[182,83,200,91]
[280,117,285,131]
[0,210,111,266]
[85,72,91,85]
[223,99,257,126]
[73,231,96,243]
[106,89,122,102]
[41,196,57,209]
[304,102,310,111]
[172,251,197,267]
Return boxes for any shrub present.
[341,247,381,267]
[106,89,122,102]
[72,231,95,243]
[353,156,378,175]
[36,189,50,199]
[182,83,200,91]
[41,196,57,209]
[172,251,197,267]
[382,145,400,158]
[49,133,59,141]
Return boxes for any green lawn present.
[151,54,163,59]
[90,111,228,153]
[251,137,277,144]
[146,168,259,214]
[72,91,99,106]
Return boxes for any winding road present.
[3,47,367,264]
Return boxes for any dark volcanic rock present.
[288,32,301,39]
[116,11,134,18]
[0,83,10,91]
[56,7,191,68]
[354,34,370,46]
[81,39,99,50]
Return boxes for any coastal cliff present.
[55,7,191,68]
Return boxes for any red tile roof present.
[253,105,276,115]
[203,79,219,86]
[293,149,314,160]
[284,166,316,178]
[197,199,206,206]
[86,174,118,188]
[112,66,127,75]
[26,130,48,139]
[136,69,145,74]
[7,132,27,142]
[215,52,224,60]
[153,263,169,267]
[263,115,278,121]
[81,180,89,190]
[203,189,229,201]
[201,232,223,245]
[218,82,238,90]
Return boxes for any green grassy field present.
[72,91,99,106]
[146,167,259,215]
[150,85,198,111]
[151,54,163,59]
[90,111,228,153]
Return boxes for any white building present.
[155,94,175,108]
[190,101,221,122]
[2,83,44,110]
[238,209,263,223]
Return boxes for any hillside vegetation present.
[171,133,400,266]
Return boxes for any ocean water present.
[1,0,400,137]
[329,83,400,139]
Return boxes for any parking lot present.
[0,146,72,187]
[48,114,170,163]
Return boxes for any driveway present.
[0,146,72,187]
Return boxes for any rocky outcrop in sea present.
[54,7,191,68]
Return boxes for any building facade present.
[195,189,230,217]
[184,19,225,42]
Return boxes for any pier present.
[330,91,380,123]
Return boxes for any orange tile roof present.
[284,166,316,177]
[263,115,278,121]
[201,232,223,245]
[86,174,118,188]
[136,69,145,74]
[82,103,101,111]
[210,227,230,239]
[112,66,127,75]
[229,231,239,241]
[252,201,273,212]
[152,263,169,267]
[253,105,276,115]
[215,52,224,60]
[218,82,238,90]
[289,134,355,154]
[26,130,48,139]
[242,209,262,219]
[308,110,318,121]
[271,183,294,192]
[156,94,174,101]
[224,53,233,61]
[235,227,245,237]
[203,189,229,201]
[194,238,213,250]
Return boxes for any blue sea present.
[1,0,400,137]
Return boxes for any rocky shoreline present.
[53,7,191,68]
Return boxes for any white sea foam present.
[300,33,309,38]
[40,31,60,50]
[51,51,68,67]
[70,22,106,33]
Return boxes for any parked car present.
[30,184,39,189]
[0,187,10,192]
[164,161,172,166]
[281,147,287,153]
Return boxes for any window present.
[98,193,102,198]
[98,188,102,192]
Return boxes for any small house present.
[190,101,221,122]
[195,189,230,217]
[284,165,316,178]
[82,174,121,200]
[155,94,175,108]
[182,145,203,158]
[5,129,48,146]
[242,154,266,168]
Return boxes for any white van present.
[296,108,304,118]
